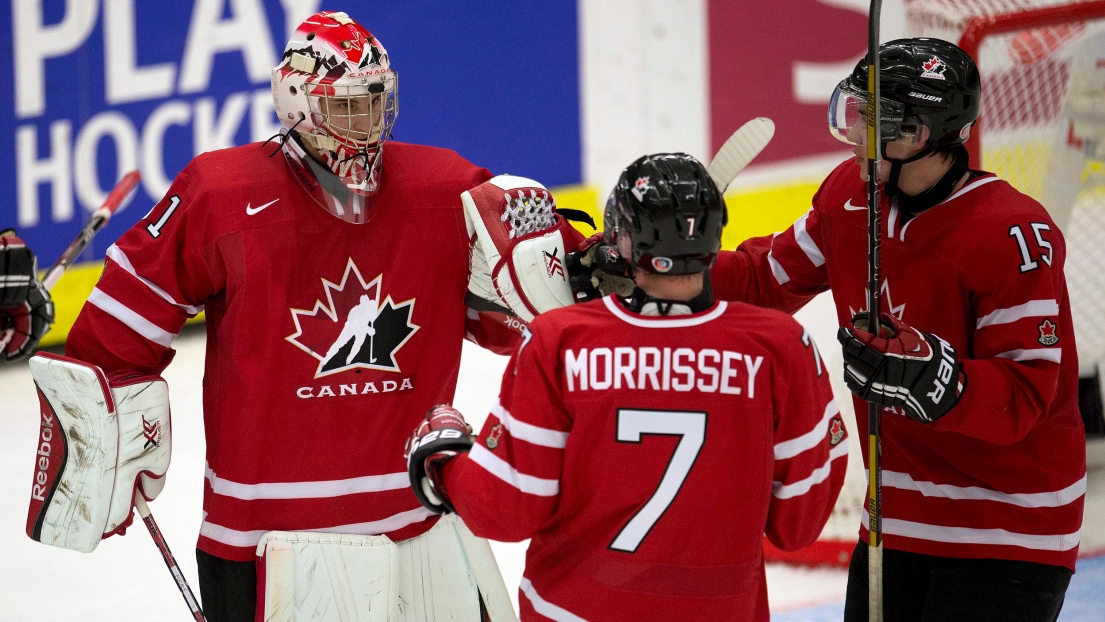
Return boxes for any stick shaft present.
[41,170,141,290]
[866,2,884,621]
[134,496,207,622]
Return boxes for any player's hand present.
[565,232,636,302]
[1,231,54,362]
[405,405,474,514]
[837,313,966,423]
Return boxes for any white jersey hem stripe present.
[520,577,589,622]
[976,299,1059,329]
[107,245,205,315]
[861,511,1080,552]
[774,400,840,459]
[493,400,568,448]
[469,444,559,496]
[773,442,849,499]
[205,464,409,500]
[199,506,437,550]
[881,470,1086,508]
[602,296,728,328]
[88,288,177,347]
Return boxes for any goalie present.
[28,10,582,622]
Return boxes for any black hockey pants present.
[843,540,1072,622]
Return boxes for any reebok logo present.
[844,199,866,211]
[246,198,280,215]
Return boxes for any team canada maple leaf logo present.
[286,258,419,378]
[1038,319,1060,346]
[631,176,651,202]
[849,279,906,321]
[829,416,846,446]
[921,56,947,80]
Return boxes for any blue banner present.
[0,0,581,265]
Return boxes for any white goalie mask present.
[272,11,398,206]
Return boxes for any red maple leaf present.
[287,258,380,360]
[922,57,942,72]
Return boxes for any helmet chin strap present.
[883,143,969,214]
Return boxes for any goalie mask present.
[272,11,398,206]
[828,38,981,150]
[604,153,726,275]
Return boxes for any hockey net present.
[767,0,1105,567]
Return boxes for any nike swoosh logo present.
[843,199,866,211]
[246,199,279,216]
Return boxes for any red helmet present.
[272,11,398,198]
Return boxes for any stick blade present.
[708,117,775,193]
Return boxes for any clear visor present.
[827,82,919,147]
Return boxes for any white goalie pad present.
[463,175,576,322]
[258,514,516,622]
[26,353,171,553]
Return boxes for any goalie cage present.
[765,0,1105,567]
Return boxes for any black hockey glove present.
[1,231,54,362]
[404,405,474,514]
[565,232,636,302]
[837,313,966,424]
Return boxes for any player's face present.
[322,93,386,145]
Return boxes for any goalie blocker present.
[26,352,171,553]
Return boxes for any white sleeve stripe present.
[861,512,1080,552]
[793,211,825,267]
[107,245,204,315]
[882,470,1085,508]
[772,442,849,499]
[767,251,790,285]
[975,299,1059,329]
[88,288,177,347]
[468,444,559,496]
[774,400,840,459]
[493,400,569,448]
[519,578,590,622]
[995,348,1062,363]
[205,463,409,500]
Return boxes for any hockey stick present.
[134,496,208,622]
[707,117,776,193]
[41,170,141,290]
[865,2,885,621]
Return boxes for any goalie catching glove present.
[405,405,473,514]
[26,353,171,553]
[0,230,54,362]
[463,175,583,323]
[837,313,966,423]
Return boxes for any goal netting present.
[767,0,1105,567]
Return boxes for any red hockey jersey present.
[66,140,503,561]
[443,295,847,621]
[713,160,1086,570]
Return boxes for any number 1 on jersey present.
[609,409,707,553]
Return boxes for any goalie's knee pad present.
[257,515,516,621]
[463,175,579,322]
[26,353,171,553]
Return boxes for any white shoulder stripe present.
[794,211,825,267]
[774,400,840,459]
[107,245,204,315]
[520,578,589,622]
[882,470,1085,508]
[493,400,568,448]
[88,288,177,347]
[995,348,1062,363]
[976,299,1059,329]
[468,444,559,496]
[773,442,848,499]
[862,511,1080,552]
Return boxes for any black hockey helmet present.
[604,153,726,275]
[829,38,981,149]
